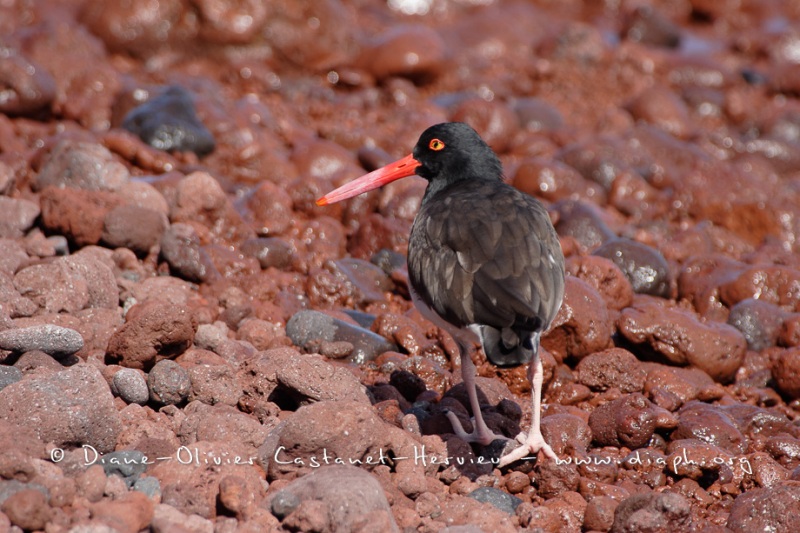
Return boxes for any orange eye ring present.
[429,139,445,151]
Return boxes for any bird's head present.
[316,122,501,206]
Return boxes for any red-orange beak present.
[316,153,421,206]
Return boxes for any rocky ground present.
[1,0,800,531]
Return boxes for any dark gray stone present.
[286,310,396,364]
[467,486,523,515]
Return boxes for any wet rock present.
[112,368,150,405]
[642,363,722,411]
[623,6,682,48]
[261,400,422,481]
[241,237,293,269]
[728,298,787,351]
[577,347,645,393]
[726,482,800,533]
[719,265,800,312]
[194,0,267,44]
[467,487,522,514]
[627,86,692,138]
[672,402,746,455]
[0,324,84,358]
[772,348,800,399]
[589,393,676,449]
[611,491,692,533]
[263,0,356,70]
[40,186,124,246]
[1,488,50,531]
[275,465,399,532]
[106,300,196,370]
[102,204,168,254]
[359,25,445,81]
[148,360,191,406]
[123,86,214,156]
[536,456,581,498]
[0,364,120,452]
[160,223,219,283]
[544,277,614,361]
[237,181,294,236]
[0,49,56,115]
[541,413,593,456]
[593,239,670,298]
[81,0,194,57]
[584,495,618,532]
[0,197,40,239]
[618,298,746,382]
[36,139,129,191]
[512,97,564,133]
[286,310,395,364]
[554,200,615,251]
[514,157,603,204]
[450,98,519,154]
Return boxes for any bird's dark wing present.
[408,181,565,332]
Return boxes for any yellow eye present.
[429,139,445,151]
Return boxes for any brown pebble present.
[1,489,50,531]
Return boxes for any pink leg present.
[445,347,507,446]
[497,347,557,467]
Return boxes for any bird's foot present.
[445,411,509,446]
[497,429,557,468]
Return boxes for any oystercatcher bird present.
[317,122,565,466]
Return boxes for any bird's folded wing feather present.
[409,184,564,331]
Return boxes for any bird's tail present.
[478,326,539,367]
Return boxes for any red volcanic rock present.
[40,186,125,247]
[1,489,51,531]
[106,300,197,370]
[618,297,746,382]
[0,364,120,453]
[90,491,154,533]
[544,277,615,362]
[772,348,800,399]
[588,393,676,449]
[576,347,645,393]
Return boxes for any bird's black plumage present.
[406,123,565,367]
[316,121,566,465]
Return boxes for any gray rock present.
[286,310,395,364]
[160,223,219,283]
[123,85,216,156]
[0,325,84,358]
[133,476,161,498]
[0,366,22,391]
[270,490,300,519]
[35,139,130,192]
[112,368,149,405]
[467,487,523,515]
[98,450,148,487]
[148,359,191,406]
